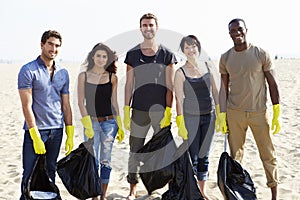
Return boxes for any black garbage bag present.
[137,125,176,194]
[162,142,204,200]
[217,151,257,200]
[23,155,61,200]
[56,139,101,199]
[137,125,204,199]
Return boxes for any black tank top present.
[84,72,114,117]
[180,63,213,115]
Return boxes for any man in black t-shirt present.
[123,13,177,198]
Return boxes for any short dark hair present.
[139,13,158,27]
[41,30,62,45]
[179,35,201,53]
[82,43,117,73]
[228,18,247,29]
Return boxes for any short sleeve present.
[166,50,177,65]
[219,54,228,74]
[262,50,274,71]
[124,45,139,67]
[61,69,70,94]
[124,51,132,66]
[18,65,33,89]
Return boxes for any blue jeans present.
[85,119,118,184]
[20,128,63,200]
[185,113,215,181]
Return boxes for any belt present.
[91,115,114,122]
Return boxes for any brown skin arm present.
[165,63,175,107]
[19,88,36,129]
[77,72,89,117]
[111,73,120,116]
[174,69,185,115]
[124,65,134,106]
[61,93,72,126]
[207,63,220,105]
[264,70,280,105]
[219,74,229,112]
[211,73,220,106]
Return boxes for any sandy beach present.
[0,59,299,200]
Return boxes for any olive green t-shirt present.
[219,44,274,112]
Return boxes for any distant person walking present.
[18,30,74,200]
[218,18,281,200]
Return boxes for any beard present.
[41,51,57,61]
[142,31,156,40]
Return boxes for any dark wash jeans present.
[185,112,215,181]
[20,128,63,200]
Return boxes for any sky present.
[0,0,299,63]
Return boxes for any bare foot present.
[271,186,277,200]
[202,194,211,200]
[126,194,136,200]
[127,183,137,200]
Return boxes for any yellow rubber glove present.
[219,112,228,134]
[215,104,221,132]
[176,115,188,140]
[160,106,172,128]
[80,115,94,138]
[65,125,74,156]
[123,105,131,131]
[29,127,46,154]
[272,104,281,135]
[115,115,124,142]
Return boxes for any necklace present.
[90,71,101,76]
[90,70,105,76]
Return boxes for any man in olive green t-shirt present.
[218,18,281,200]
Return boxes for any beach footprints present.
[7,164,19,179]
[0,163,20,198]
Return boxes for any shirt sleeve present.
[219,54,228,74]
[61,69,70,94]
[262,49,274,71]
[167,51,178,65]
[18,65,33,89]
[124,51,131,66]
[169,53,177,64]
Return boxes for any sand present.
[0,59,299,200]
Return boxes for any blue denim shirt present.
[18,56,70,130]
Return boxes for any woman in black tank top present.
[77,43,124,200]
[174,35,220,200]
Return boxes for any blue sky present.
[0,0,299,62]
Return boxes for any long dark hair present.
[82,43,117,73]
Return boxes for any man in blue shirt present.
[18,30,74,200]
